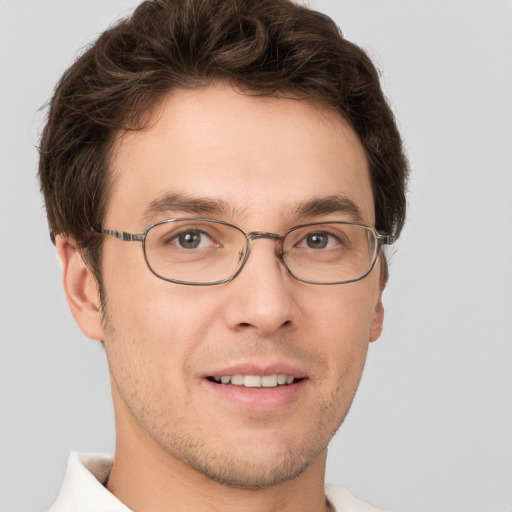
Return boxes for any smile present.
[208,374,299,388]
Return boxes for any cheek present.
[103,243,207,331]
[101,285,197,415]
[102,258,223,379]
[306,278,379,339]
[305,281,379,377]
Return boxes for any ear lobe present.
[55,235,105,342]
[369,295,384,343]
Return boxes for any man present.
[38,0,408,510]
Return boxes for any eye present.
[171,229,214,249]
[299,231,339,250]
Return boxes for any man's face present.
[97,85,384,487]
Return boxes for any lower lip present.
[203,378,308,411]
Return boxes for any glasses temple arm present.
[90,227,144,242]
[376,233,396,245]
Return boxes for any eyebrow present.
[142,192,232,222]
[142,192,365,225]
[294,195,365,222]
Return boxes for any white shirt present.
[48,453,384,512]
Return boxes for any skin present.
[57,84,385,512]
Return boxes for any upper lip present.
[203,362,308,379]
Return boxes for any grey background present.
[1,1,511,511]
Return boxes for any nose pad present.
[273,237,286,263]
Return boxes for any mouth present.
[203,366,309,410]
[206,374,304,388]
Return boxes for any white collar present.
[48,453,131,512]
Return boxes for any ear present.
[369,294,384,343]
[55,235,105,342]
[369,259,387,343]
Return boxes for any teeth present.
[231,374,244,386]
[244,375,261,387]
[277,374,287,385]
[261,374,278,387]
[212,373,297,388]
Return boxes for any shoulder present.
[325,484,387,512]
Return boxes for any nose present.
[223,238,300,336]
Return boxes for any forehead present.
[108,84,374,228]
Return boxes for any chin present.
[161,421,336,489]
[182,445,320,489]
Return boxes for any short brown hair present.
[39,0,408,285]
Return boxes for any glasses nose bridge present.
[245,230,285,259]
[246,231,281,242]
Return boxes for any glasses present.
[91,218,395,286]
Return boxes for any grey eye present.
[305,232,330,249]
[174,230,210,249]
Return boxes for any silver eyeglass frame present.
[91,218,395,286]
